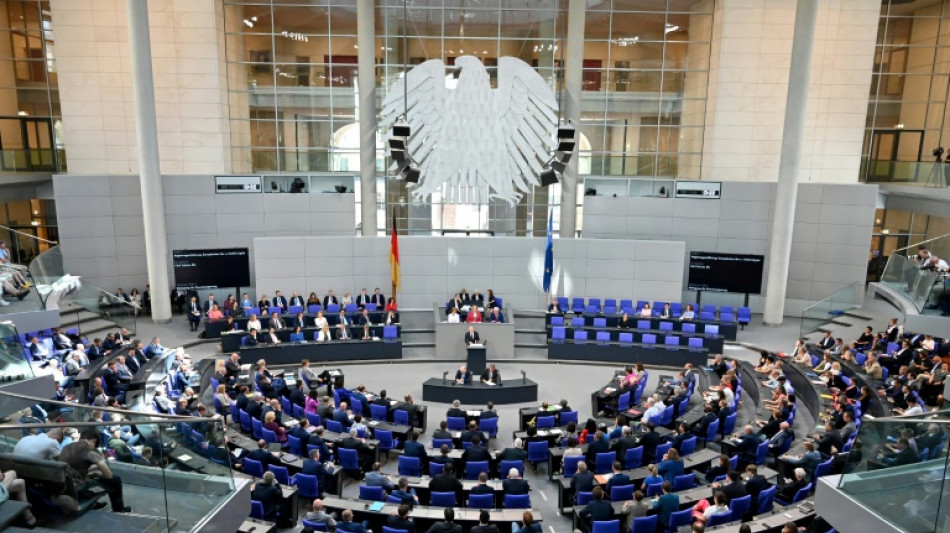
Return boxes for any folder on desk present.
[369,502,385,512]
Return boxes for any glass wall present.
[0,0,63,172]
[223,0,712,235]
[862,0,950,186]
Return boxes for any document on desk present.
[484,382,496,386]
[178,453,194,461]
[469,344,485,348]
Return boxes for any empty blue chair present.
[326,420,343,434]
[630,516,656,533]
[619,299,632,310]
[383,528,408,533]
[360,485,385,501]
[370,404,388,421]
[576,491,594,505]
[593,317,607,328]
[466,460,490,480]
[610,484,634,502]
[673,473,695,491]
[655,442,672,463]
[571,298,585,313]
[603,306,617,314]
[645,483,663,497]
[729,455,738,471]
[682,322,696,333]
[261,428,279,445]
[398,455,422,477]
[250,500,264,519]
[706,512,731,527]
[431,438,453,449]
[659,322,673,331]
[574,330,589,342]
[699,311,715,321]
[594,519,622,533]
[427,462,445,477]
[447,416,466,431]
[537,415,556,429]
[625,446,643,469]
[551,316,564,326]
[618,332,633,344]
[668,509,693,532]
[552,326,566,342]
[306,412,321,427]
[617,391,631,412]
[504,494,530,509]
[688,337,703,349]
[642,334,656,345]
[665,335,680,346]
[251,417,263,439]
[338,448,360,474]
[701,419,720,447]
[705,324,720,335]
[308,305,321,313]
[738,306,751,328]
[595,452,615,474]
[755,441,769,465]
[327,304,340,314]
[814,458,833,480]
[469,493,494,509]
[243,458,263,478]
[721,312,735,322]
[479,417,498,438]
[557,297,568,310]
[729,494,751,520]
[560,410,579,426]
[596,331,611,344]
[586,304,600,314]
[376,429,399,459]
[430,491,456,507]
[267,464,290,485]
[287,434,304,456]
[660,405,674,426]
[605,298,617,309]
[564,455,583,477]
[637,320,651,329]
[293,472,320,499]
[383,326,398,342]
[571,317,585,328]
[588,297,601,309]
[527,441,549,468]
[722,412,738,436]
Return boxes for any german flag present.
[390,211,400,291]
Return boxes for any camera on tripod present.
[933,146,944,159]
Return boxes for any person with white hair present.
[502,467,530,495]
[777,467,809,502]
[498,438,527,461]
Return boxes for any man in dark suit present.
[817,331,835,351]
[454,365,472,385]
[447,400,467,419]
[481,402,498,419]
[246,439,281,468]
[470,472,493,495]
[203,294,216,315]
[403,431,427,464]
[395,395,421,427]
[610,425,639,460]
[691,404,718,437]
[577,487,613,533]
[427,508,462,533]
[87,338,106,360]
[224,353,242,382]
[713,470,746,503]
[323,291,339,308]
[585,430,609,465]
[469,510,500,533]
[333,402,351,426]
[341,428,373,471]
[386,505,416,533]
[776,467,809,502]
[356,289,371,309]
[244,329,259,346]
[480,364,500,385]
[571,461,595,497]
[251,472,283,522]
[743,464,771,511]
[432,421,453,441]
[289,381,307,407]
[731,425,760,468]
[290,418,312,443]
[289,291,305,308]
[372,288,386,307]
[245,394,265,421]
[308,427,331,460]
[460,421,486,444]
[317,397,335,423]
[461,435,491,466]
[502,468,530,495]
[301,448,335,496]
[465,326,480,346]
[428,462,463,498]
[269,312,285,331]
[272,291,288,312]
[604,461,631,495]
[637,423,661,464]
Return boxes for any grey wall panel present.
[165,195,210,215]
[54,175,111,197]
[814,224,869,245]
[793,202,822,221]
[785,279,813,300]
[111,197,144,217]
[819,183,877,206]
[796,184,824,203]
[818,203,864,226]
[625,216,673,237]
[263,194,312,213]
[720,181,773,201]
[716,238,766,254]
[719,219,768,241]
[114,236,147,256]
[214,194,263,214]
[113,216,145,237]
[110,175,141,196]
[718,200,771,220]
[57,196,114,217]
[635,241,685,262]
[165,214,215,235]
[58,216,116,238]
[673,199,721,219]
[792,222,819,242]
[672,217,719,238]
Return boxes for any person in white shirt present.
[680,305,695,320]
[639,303,652,318]
[924,256,949,272]
[341,292,353,306]
[314,311,328,330]
[447,308,461,323]
[317,323,333,342]
[247,314,262,332]
[267,327,281,344]
[337,310,351,339]
[640,397,665,424]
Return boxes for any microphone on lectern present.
[521,370,527,384]
[443,371,449,384]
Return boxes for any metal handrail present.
[0,223,58,245]
[892,233,950,254]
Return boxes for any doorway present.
[867,128,923,182]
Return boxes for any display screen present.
[687,252,764,294]
[172,248,250,290]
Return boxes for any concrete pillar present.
[763,0,818,327]
[357,0,378,237]
[126,0,171,323]
[559,0,585,239]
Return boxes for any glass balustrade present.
[800,281,864,338]
[879,249,947,314]
[0,320,34,382]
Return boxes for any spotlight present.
[389,137,406,151]
[402,165,421,184]
[390,148,407,165]
[556,139,576,153]
[393,119,411,138]
[550,159,566,173]
[556,151,573,164]
[557,122,576,140]
[540,168,558,186]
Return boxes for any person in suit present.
[426,508,462,533]
[251,472,283,522]
[323,291,339,309]
[743,464,771,512]
[610,425,639,460]
[462,435,491,466]
[268,311,284,331]
[502,468,530,495]
[447,400,467,419]
[692,404,719,438]
[498,438,527,461]
[372,288,386,307]
[86,338,105,360]
[357,308,373,339]
[480,364,500,385]
[652,481,680,528]
[585,430,609,465]
[244,329,260,346]
[776,467,809,502]
[395,395,421,427]
[186,296,202,331]
[454,365,472,385]
[730,425,760,468]
[470,472,493,495]
[355,289,371,309]
[605,461,632,495]
[272,291,288,312]
[470,510,500,533]
[289,291,305,308]
[386,505,416,533]
[246,439,281,469]
[481,401,498,419]
[464,326,480,346]
[578,486,613,533]
[712,470,746,503]
[338,509,372,533]
[391,477,420,505]
[547,298,562,313]
[428,462,463,499]
[202,294,217,315]
[637,422,661,464]
[571,461,596,498]
[403,431,427,463]
[337,310,352,340]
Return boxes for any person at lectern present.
[465,326,481,346]
[455,365,472,385]
[481,364,501,385]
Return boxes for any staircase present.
[398,309,436,359]
[513,309,548,360]
[59,304,124,338]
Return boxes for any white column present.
[559,0,585,239]
[763,0,818,327]
[357,0,378,237]
[126,0,171,323]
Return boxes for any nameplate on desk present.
[466,411,481,416]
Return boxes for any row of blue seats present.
[551,328,707,348]
[551,316,723,335]
[359,484,531,509]
[239,326,401,346]
[554,297,751,322]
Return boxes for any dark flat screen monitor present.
[173,248,250,290]
[687,252,764,294]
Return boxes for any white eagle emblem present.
[381,56,559,206]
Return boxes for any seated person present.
[455,364,472,385]
[446,307,461,323]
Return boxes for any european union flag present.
[543,210,553,293]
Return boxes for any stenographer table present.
[422,378,538,405]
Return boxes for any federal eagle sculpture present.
[381,55,559,206]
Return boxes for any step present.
[514,328,547,334]
[830,318,853,327]
[514,342,549,349]
[843,310,874,321]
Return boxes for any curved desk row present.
[547,341,708,368]
[205,312,400,339]
[546,314,739,341]
[421,378,538,405]
[321,496,540,533]
[547,326,725,353]
[221,325,401,352]
[238,340,402,366]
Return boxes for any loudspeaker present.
[393,120,411,137]
[403,166,421,183]
[540,169,558,186]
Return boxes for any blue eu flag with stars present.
[543,210,553,293]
